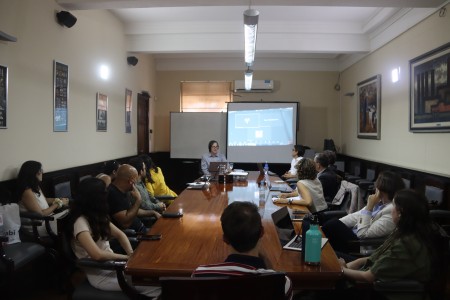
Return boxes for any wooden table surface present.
[125,171,342,289]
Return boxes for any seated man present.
[107,164,157,234]
[128,157,166,218]
[314,152,340,203]
[192,201,293,300]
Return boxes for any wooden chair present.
[159,272,286,300]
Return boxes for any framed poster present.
[125,88,132,133]
[53,61,69,132]
[357,75,381,139]
[96,93,108,131]
[409,42,450,132]
[0,65,7,129]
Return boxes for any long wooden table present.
[125,171,342,289]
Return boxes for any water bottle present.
[264,161,269,174]
[304,215,322,265]
[258,181,266,216]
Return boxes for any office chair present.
[57,216,149,300]
[0,204,50,299]
[52,174,74,200]
[160,272,286,300]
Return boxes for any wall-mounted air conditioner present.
[234,80,274,93]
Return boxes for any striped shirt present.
[192,254,293,299]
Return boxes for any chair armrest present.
[285,178,297,183]
[19,211,58,241]
[20,211,55,221]
[350,238,386,247]
[374,280,425,292]
[77,258,126,270]
[320,210,347,219]
[155,195,177,201]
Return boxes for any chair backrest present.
[365,168,376,181]
[52,174,73,199]
[303,149,316,159]
[160,272,286,300]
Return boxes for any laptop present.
[271,206,302,251]
[271,207,328,252]
[208,161,227,180]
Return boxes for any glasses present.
[212,145,219,149]
[37,169,44,174]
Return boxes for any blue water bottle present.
[304,215,321,265]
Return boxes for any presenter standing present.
[201,140,227,175]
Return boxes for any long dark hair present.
[140,154,157,183]
[68,177,111,241]
[17,160,42,199]
[373,189,433,260]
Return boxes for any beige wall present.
[154,70,340,153]
[0,0,155,180]
[339,4,450,177]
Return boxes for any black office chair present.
[0,203,51,299]
[57,215,149,300]
[51,174,74,200]
[160,272,286,300]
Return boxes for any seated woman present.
[140,155,177,198]
[200,140,227,175]
[273,158,328,213]
[67,177,160,297]
[339,189,434,300]
[17,160,69,237]
[281,144,304,180]
[96,160,120,187]
[321,171,405,253]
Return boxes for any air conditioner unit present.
[234,80,274,93]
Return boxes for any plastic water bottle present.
[304,215,322,265]
[258,181,266,216]
[264,161,269,174]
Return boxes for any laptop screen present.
[208,162,227,176]
[271,206,296,246]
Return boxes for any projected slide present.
[227,102,298,163]
[228,108,293,146]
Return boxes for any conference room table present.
[125,171,342,290]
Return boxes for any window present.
[181,81,232,112]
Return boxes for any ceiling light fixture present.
[244,8,259,66]
[245,67,253,91]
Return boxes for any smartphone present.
[162,211,183,218]
[137,234,162,241]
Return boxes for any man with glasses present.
[201,140,227,175]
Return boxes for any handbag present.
[0,203,22,244]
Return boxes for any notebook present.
[271,206,328,252]
[271,206,302,251]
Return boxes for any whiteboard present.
[170,112,227,159]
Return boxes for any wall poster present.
[53,61,69,132]
[409,42,450,132]
[125,88,132,133]
[357,74,381,139]
[96,92,108,131]
[0,65,8,129]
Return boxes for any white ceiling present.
[57,0,449,71]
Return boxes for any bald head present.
[116,164,138,180]
[112,164,138,192]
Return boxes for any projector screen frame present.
[226,101,299,164]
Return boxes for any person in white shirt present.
[321,171,405,254]
[282,145,304,180]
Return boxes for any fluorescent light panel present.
[244,9,259,66]
[245,69,253,90]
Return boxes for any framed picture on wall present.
[0,65,8,129]
[125,88,132,133]
[53,61,69,132]
[409,42,450,132]
[96,92,108,131]
[357,74,381,139]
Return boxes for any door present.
[137,92,150,154]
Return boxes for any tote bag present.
[0,203,22,244]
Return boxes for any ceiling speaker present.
[127,56,139,66]
[56,11,77,28]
